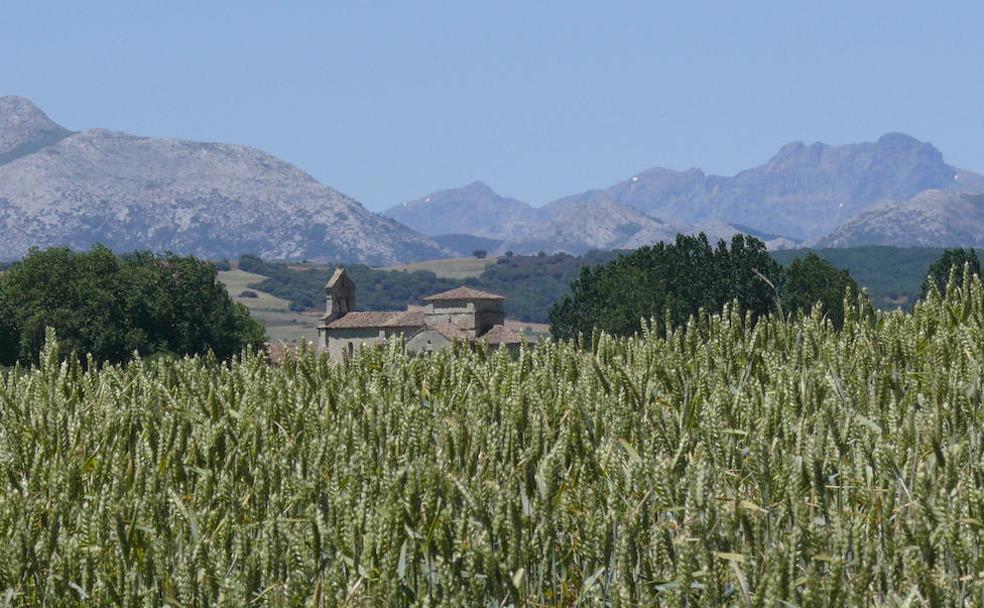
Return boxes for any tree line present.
[0,246,265,366]
[1,239,978,365]
[548,233,980,340]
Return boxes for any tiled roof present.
[427,322,468,339]
[322,310,425,329]
[387,310,426,327]
[423,286,506,301]
[323,311,395,328]
[480,324,522,345]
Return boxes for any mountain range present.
[386,134,984,253]
[0,96,448,264]
[5,95,984,264]
[816,190,984,248]
[386,182,794,255]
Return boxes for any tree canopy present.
[0,246,265,365]
[780,253,859,328]
[0,288,17,366]
[920,248,982,298]
[548,234,872,339]
[548,234,782,340]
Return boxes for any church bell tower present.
[323,267,355,324]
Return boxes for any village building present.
[317,268,522,358]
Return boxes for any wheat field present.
[2,274,984,606]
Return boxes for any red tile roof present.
[322,310,425,329]
[423,286,506,301]
[387,310,426,327]
[480,324,522,345]
[428,322,468,339]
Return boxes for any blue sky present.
[2,2,983,211]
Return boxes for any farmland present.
[217,265,320,344]
[382,256,497,279]
[3,276,984,604]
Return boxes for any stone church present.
[317,268,521,358]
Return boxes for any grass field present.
[382,256,497,279]
[218,268,320,344]
[218,269,293,310]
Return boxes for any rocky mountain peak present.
[876,131,925,149]
[766,141,807,165]
[0,97,449,264]
[0,95,59,125]
[763,134,946,172]
[461,180,494,193]
[384,182,543,238]
[813,189,984,248]
[0,95,72,161]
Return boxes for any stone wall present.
[325,328,385,360]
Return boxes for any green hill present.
[770,246,946,308]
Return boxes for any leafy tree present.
[921,248,982,298]
[0,246,266,365]
[472,249,488,259]
[780,253,858,328]
[549,233,781,340]
[0,285,17,366]
[771,246,946,309]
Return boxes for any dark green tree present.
[0,246,266,365]
[0,284,18,366]
[549,233,781,340]
[920,248,982,298]
[780,253,859,328]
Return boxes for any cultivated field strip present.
[3,276,984,605]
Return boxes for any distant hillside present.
[548,133,984,240]
[432,233,505,256]
[502,201,799,255]
[384,181,543,238]
[0,96,72,164]
[498,200,690,255]
[814,191,984,248]
[390,182,801,256]
[0,96,449,265]
[387,133,983,253]
[771,246,948,308]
